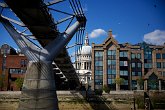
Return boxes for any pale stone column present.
[91,43,95,90]
[103,49,107,87]
[152,48,156,68]
[144,80,148,91]
[116,48,120,91]
[159,80,161,91]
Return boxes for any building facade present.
[0,44,28,91]
[92,30,165,91]
[75,33,92,86]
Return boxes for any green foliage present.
[95,89,103,95]
[136,96,145,109]
[137,77,144,90]
[15,78,24,89]
[103,85,110,93]
[115,78,125,85]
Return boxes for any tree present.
[103,85,110,93]
[15,78,24,90]
[137,77,144,90]
[115,77,125,85]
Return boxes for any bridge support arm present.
[41,21,83,61]
[0,16,41,61]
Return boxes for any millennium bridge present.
[0,0,86,109]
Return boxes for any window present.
[132,71,141,76]
[144,63,152,68]
[156,53,161,59]
[138,72,142,76]
[120,70,128,76]
[162,53,165,59]
[156,62,161,68]
[21,59,27,67]
[95,51,103,56]
[95,51,103,87]
[132,72,135,76]
[137,53,141,59]
[121,80,128,85]
[132,63,135,68]
[120,51,128,57]
[108,50,116,55]
[95,61,103,66]
[162,71,165,77]
[108,79,115,84]
[163,62,165,68]
[120,61,128,66]
[95,71,103,75]
[107,50,116,89]
[9,68,26,74]
[131,53,136,59]
[137,63,141,68]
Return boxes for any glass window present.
[108,50,116,55]
[137,63,141,68]
[120,61,124,66]
[120,61,128,66]
[95,61,103,66]
[132,63,135,68]
[108,79,115,84]
[156,62,161,68]
[137,53,141,59]
[162,53,165,59]
[95,75,103,79]
[163,62,165,68]
[131,53,136,59]
[95,71,103,75]
[144,63,152,68]
[162,71,165,77]
[156,53,161,59]
[132,72,135,76]
[120,70,128,76]
[120,51,128,57]
[121,80,128,85]
[95,51,103,57]
[138,72,142,76]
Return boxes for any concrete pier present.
[18,61,58,110]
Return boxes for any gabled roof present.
[144,68,163,80]
[103,29,119,49]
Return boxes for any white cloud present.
[143,30,165,45]
[112,34,117,38]
[89,29,107,38]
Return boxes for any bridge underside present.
[4,0,79,89]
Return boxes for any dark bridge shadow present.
[70,90,117,110]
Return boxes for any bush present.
[95,89,103,95]
[103,85,110,93]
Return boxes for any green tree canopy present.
[15,78,24,89]
[115,77,125,85]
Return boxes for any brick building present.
[0,44,27,91]
[92,30,165,91]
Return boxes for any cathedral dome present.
[78,33,92,55]
[81,45,92,55]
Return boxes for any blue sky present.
[0,0,165,60]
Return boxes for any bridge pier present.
[18,61,58,110]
